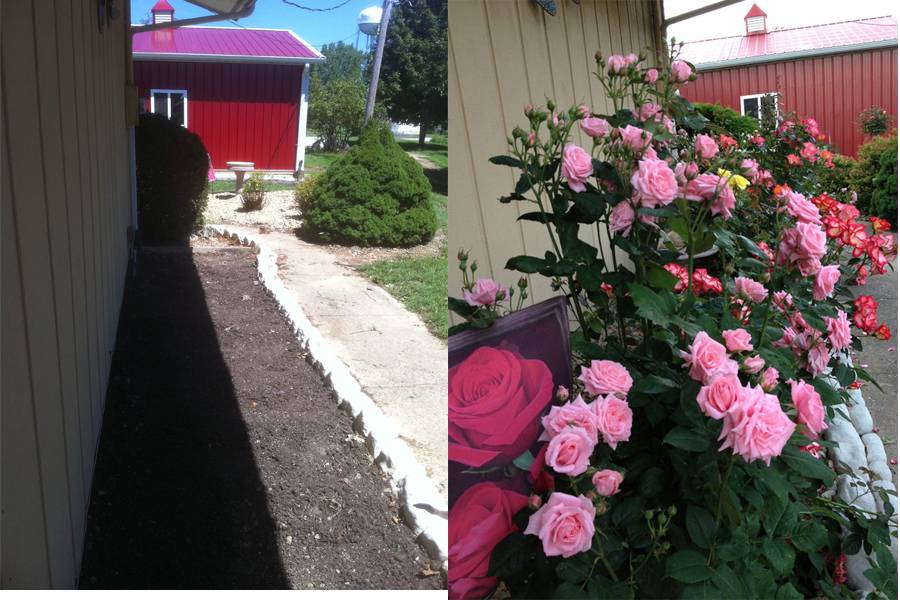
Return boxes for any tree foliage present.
[312,41,366,86]
[378,0,447,145]
[308,77,366,152]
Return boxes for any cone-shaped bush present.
[302,120,436,247]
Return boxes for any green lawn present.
[430,192,447,230]
[207,179,295,194]
[304,152,343,171]
[397,139,448,169]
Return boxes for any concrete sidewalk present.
[851,258,897,479]
[208,225,448,500]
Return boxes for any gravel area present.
[205,190,301,232]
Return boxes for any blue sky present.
[132,0,383,49]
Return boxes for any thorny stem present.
[708,454,736,565]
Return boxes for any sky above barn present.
[132,0,384,50]
[665,0,897,44]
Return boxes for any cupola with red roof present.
[151,0,175,24]
[744,3,767,35]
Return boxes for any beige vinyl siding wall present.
[2,0,131,588]
[448,0,660,321]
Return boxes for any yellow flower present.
[718,168,749,191]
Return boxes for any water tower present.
[357,6,382,52]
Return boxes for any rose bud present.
[555,385,570,402]
[528,494,543,510]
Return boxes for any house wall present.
[447,0,660,321]
[1,0,132,588]
[134,60,303,170]
[679,46,899,156]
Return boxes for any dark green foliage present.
[871,143,898,224]
[135,113,209,243]
[693,102,758,137]
[302,121,437,246]
[859,106,891,136]
[313,41,366,86]
[848,131,897,214]
[309,78,366,152]
[815,153,854,196]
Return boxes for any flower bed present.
[448,44,898,600]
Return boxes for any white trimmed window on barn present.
[740,92,779,123]
[150,89,188,127]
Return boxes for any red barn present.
[678,4,897,156]
[133,1,324,172]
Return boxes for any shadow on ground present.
[422,166,447,196]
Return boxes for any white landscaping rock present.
[848,403,874,435]
[845,550,876,596]
[868,459,893,484]
[827,417,869,474]
[836,474,879,515]
[862,433,888,465]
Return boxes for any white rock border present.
[204,225,449,579]
[823,353,897,595]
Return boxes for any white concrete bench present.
[226,161,255,193]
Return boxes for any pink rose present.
[719,384,795,466]
[631,158,678,208]
[577,104,591,119]
[671,60,693,82]
[545,427,595,475]
[449,482,529,600]
[710,183,736,219]
[696,374,742,420]
[806,341,830,377]
[609,200,636,237]
[789,379,827,439]
[761,367,779,392]
[813,265,840,301]
[464,278,508,307]
[591,395,633,450]
[592,470,624,496]
[682,173,734,217]
[741,158,759,181]
[579,359,633,397]
[607,54,628,73]
[618,124,651,153]
[734,276,768,303]
[581,117,611,138]
[773,291,793,312]
[540,395,599,442]
[625,53,639,66]
[694,134,719,160]
[639,103,662,122]
[645,68,659,84]
[449,347,553,467]
[561,144,593,193]
[786,192,822,226]
[722,328,754,353]
[825,311,852,350]
[742,355,766,374]
[525,492,595,558]
[686,331,736,384]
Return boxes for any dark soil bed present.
[79,246,442,590]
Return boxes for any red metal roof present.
[152,0,175,11]
[744,3,767,19]
[681,16,897,67]
[133,26,324,63]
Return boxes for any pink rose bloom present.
[806,341,830,377]
[773,291,794,312]
[696,373,742,420]
[607,54,628,73]
[741,158,759,181]
[609,200,636,237]
[525,493,595,558]
[581,116,611,138]
[631,158,678,208]
[685,162,699,179]
[624,53,639,66]
[791,223,827,270]
[464,278,508,307]
[789,379,827,439]
[813,265,841,301]
[719,384,795,466]
[786,192,822,225]
[804,117,820,137]
[618,124,651,153]
[800,142,818,162]
[540,395,599,442]
[694,134,719,160]
[825,310,852,351]
[592,470,624,496]
[561,144,593,193]
[545,427,595,475]
[709,183,736,219]
[723,328,754,353]
[734,276,768,303]
[742,355,766,374]
[639,103,662,121]
[682,171,725,201]
[645,68,659,84]
[577,104,591,119]
[671,60,693,82]
[760,367,780,392]
[686,331,736,384]
[592,395,633,450]
[579,359,633,397]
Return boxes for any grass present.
[304,152,343,171]
[397,139,448,169]
[430,192,447,231]
[207,180,295,194]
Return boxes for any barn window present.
[740,92,779,124]
[149,89,188,127]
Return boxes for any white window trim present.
[739,92,780,121]
[149,88,189,127]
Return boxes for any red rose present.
[449,482,529,600]
[449,346,553,467]
[530,444,556,494]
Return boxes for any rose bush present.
[450,41,897,600]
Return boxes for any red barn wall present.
[134,61,302,170]
[680,47,898,156]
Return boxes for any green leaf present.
[488,531,530,578]
[505,255,547,274]
[627,283,676,327]
[556,553,593,583]
[515,172,533,194]
[792,520,829,554]
[663,427,710,452]
[553,581,591,599]
[512,450,534,471]
[517,211,550,224]
[489,155,523,168]
[781,445,836,485]
[632,374,679,394]
[763,494,788,537]
[646,264,679,290]
[737,235,770,260]
[762,538,795,576]
[665,550,714,584]
[712,564,745,598]
[686,505,716,549]
[774,582,803,600]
